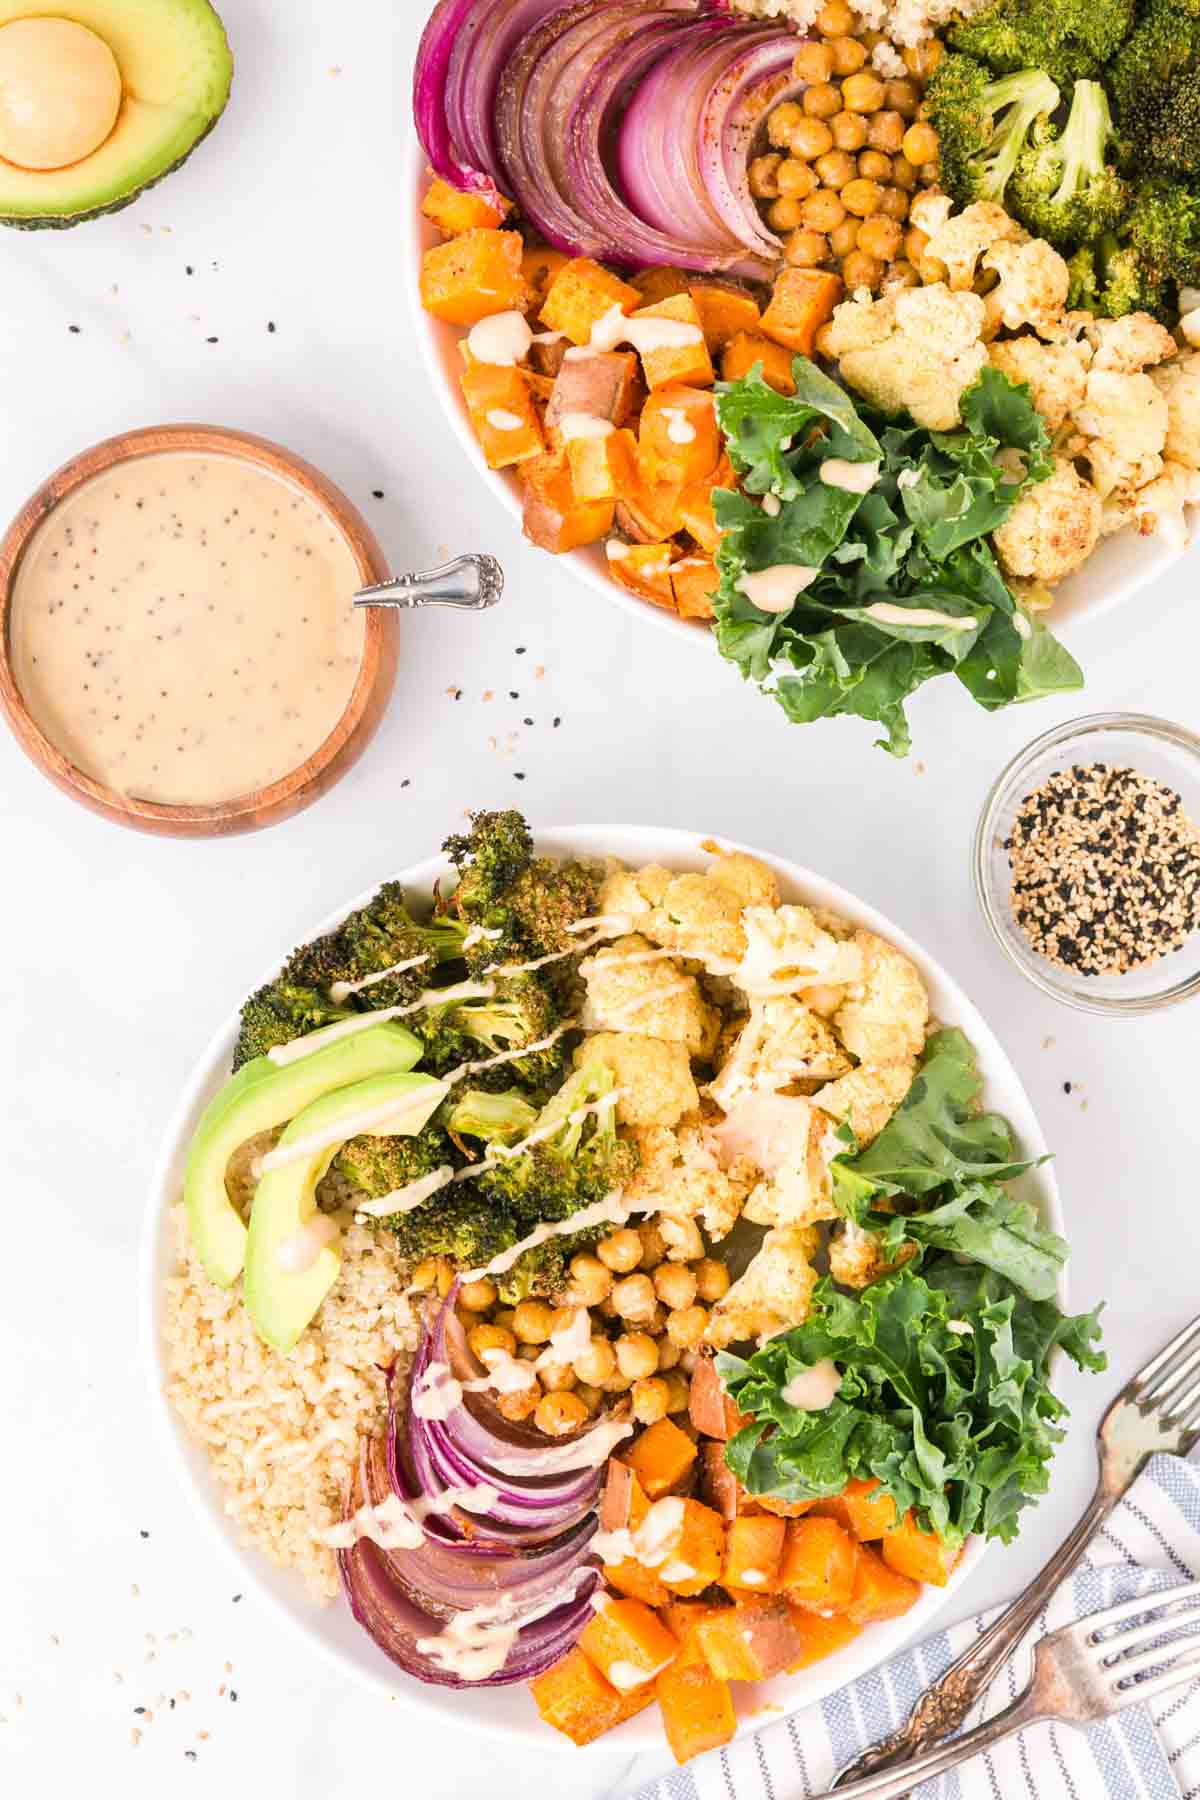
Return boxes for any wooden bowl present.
[0,424,397,838]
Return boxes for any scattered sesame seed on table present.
[1004,763,1200,977]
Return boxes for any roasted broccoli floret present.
[443,811,534,913]
[1066,233,1167,319]
[287,881,469,1012]
[1008,81,1128,247]
[1112,0,1200,178]
[332,1122,456,1203]
[927,57,1061,209]
[446,1087,539,1148]
[506,857,600,958]
[1127,179,1200,293]
[380,1190,524,1277]
[948,0,1136,88]
[496,1231,603,1305]
[475,1061,639,1226]
[412,972,569,1086]
[233,980,355,1070]
[442,810,600,983]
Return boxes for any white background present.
[1,4,1198,1797]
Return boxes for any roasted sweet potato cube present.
[420,228,526,327]
[540,256,641,346]
[606,540,678,610]
[756,1492,820,1519]
[605,1559,670,1608]
[656,1661,737,1765]
[721,1515,787,1594]
[689,281,762,352]
[814,1478,897,1542]
[638,385,720,486]
[637,1497,725,1597]
[678,454,737,555]
[721,331,796,394]
[760,269,843,355]
[623,1417,698,1499]
[460,362,544,469]
[633,266,691,306]
[688,1355,751,1441]
[530,1647,655,1746]
[669,555,719,621]
[697,1598,803,1682]
[421,176,508,236]
[520,454,614,553]
[846,1545,921,1625]
[601,1460,652,1534]
[881,1513,959,1588]
[545,350,640,446]
[785,1608,864,1672]
[662,1599,733,1668]
[615,474,685,544]
[631,294,715,389]
[580,1597,679,1693]
[779,1516,857,1613]
[522,246,568,314]
[698,1441,759,1520]
[568,425,639,504]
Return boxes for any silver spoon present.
[354,553,504,612]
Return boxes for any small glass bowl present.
[973,712,1200,1016]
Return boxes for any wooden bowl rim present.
[0,423,393,833]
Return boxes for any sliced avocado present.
[0,0,232,230]
[243,1072,447,1353]
[184,1023,423,1291]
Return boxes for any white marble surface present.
[1,4,1199,1797]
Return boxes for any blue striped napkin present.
[630,1456,1200,1800]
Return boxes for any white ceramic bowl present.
[403,131,1193,645]
[143,825,1063,1752]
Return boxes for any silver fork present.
[832,1312,1200,1787]
[815,1580,1200,1800]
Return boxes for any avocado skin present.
[2,110,225,230]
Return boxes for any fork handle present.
[817,1690,1046,1800]
[830,1480,1113,1786]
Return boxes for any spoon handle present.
[354,553,504,612]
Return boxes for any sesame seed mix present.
[1005,763,1200,976]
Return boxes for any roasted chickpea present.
[638,1222,666,1271]
[492,1307,517,1332]
[575,1381,603,1414]
[767,196,805,232]
[748,151,783,199]
[857,214,902,260]
[661,1370,692,1414]
[611,1272,658,1325]
[632,1376,671,1426]
[767,101,805,148]
[458,1276,498,1312]
[816,0,854,35]
[535,1391,589,1437]
[468,1322,518,1360]
[885,78,919,119]
[657,1336,683,1371]
[917,160,940,186]
[412,1256,454,1295]
[829,34,868,75]
[777,157,819,200]
[653,1263,698,1311]
[830,108,868,150]
[866,110,906,154]
[799,188,846,234]
[841,177,884,217]
[901,36,943,79]
[881,185,910,220]
[602,1369,633,1395]
[566,1252,612,1308]
[597,1228,643,1273]
[815,148,857,189]
[891,154,917,191]
[789,115,834,159]
[881,259,921,291]
[693,1258,731,1303]
[574,1334,617,1387]
[804,82,842,120]
[904,225,929,263]
[539,1358,578,1391]
[841,249,885,291]
[512,1299,556,1345]
[596,1292,620,1322]
[842,70,886,112]
[498,1388,539,1423]
[616,1331,660,1380]
[829,215,861,258]
[516,1342,542,1364]
[917,251,948,281]
[666,1304,709,1352]
[785,229,830,267]
[902,121,938,167]
[858,26,886,50]
[857,149,893,183]
[793,40,835,83]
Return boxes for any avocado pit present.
[0,17,121,171]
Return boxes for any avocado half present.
[0,0,232,229]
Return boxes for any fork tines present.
[1091,1580,1200,1703]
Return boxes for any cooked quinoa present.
[730,0,987,49]
[163,1201,418,1601]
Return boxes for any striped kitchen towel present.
[630,1455,1200,1800]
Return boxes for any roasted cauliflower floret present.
[580,935,720,1057]
[708,997,852,1112]
[981,238,1069,338]
[621,1118,757,1242]
[828,1220,917,1290]
[1084,313,1177,375]
[575,1033,698,1129]
[647,872,747,966]
[705,1225,821,1349]
[822,284,989,431]
[596,862,672,924]
[705,850,781,913]
[815,1060,916,1147]
[1131,461,1200,550]
[710,1094,841,1229]
[1151,353,1200,473]
[924,200,1024,293]
[832,931,928,1066]
[1075,370,1169,499]
[735,905,864,1000]
[992,456,1103,584]
[987,336,1090,435]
